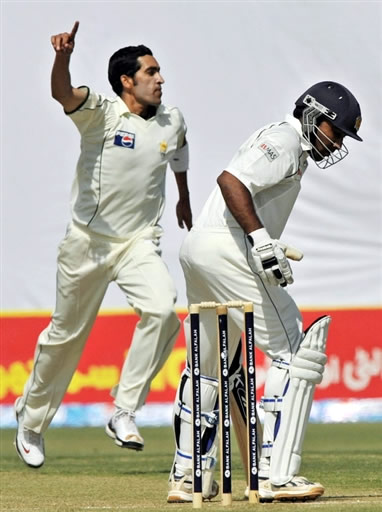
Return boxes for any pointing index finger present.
[69,21,79,41]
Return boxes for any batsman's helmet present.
[294,81,362,168]
[295,81,362,141]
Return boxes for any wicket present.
[189,301,260,508]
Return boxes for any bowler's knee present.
[156,302,180,328]
[142,298,179,327]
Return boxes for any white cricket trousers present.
[179,227,303,376]
[176,227,307,484]
[17,223,180,433]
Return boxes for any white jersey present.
[67,88,187,239]
[195,115,311,239]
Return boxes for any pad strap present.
[174,401,218,428]
[260,396,283,412]
[175,448,216,471]
[272,359,290,370]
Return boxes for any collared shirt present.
[67,88,186,239]
[194,114,310,239]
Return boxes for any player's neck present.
[122,95,157,120]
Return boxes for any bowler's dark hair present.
[108,45,153,96]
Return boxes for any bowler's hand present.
[51,21,79,54]
[176,198,193,231]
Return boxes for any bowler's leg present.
[107,237,180,450]
[15,226,109,466]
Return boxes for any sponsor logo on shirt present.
[258,142,279,162]
[114,130,136,149]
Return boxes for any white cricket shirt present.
[195,115,311,239]
[67,88,186,239]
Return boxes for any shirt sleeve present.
[67,88,108,135]
[168,108,189,172]
[225,128,298,195]
[175,109,187,149]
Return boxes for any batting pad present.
[270,316,331,486]
[171,368,219,498]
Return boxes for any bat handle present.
[285,246,304,261]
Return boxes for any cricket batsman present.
[167,81,362,502]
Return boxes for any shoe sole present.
[274,490,324,502]
[167,494,217,503]
[260,489,324,502]
[14,437,44,469]
[167,495,192,503]
[105,423,144,451]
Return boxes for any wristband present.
[247,228,271,247]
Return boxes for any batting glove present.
[247,228,297,287]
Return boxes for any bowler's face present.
[132,55,165,107]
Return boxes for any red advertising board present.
[1,309,381,405]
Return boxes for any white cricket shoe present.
[167,474,219,503]
[259,476,325,502]
[14,405,45,468]
[105,409,144,451]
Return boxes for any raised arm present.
[50,21,87,112]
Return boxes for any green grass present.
[1,423,382,511]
